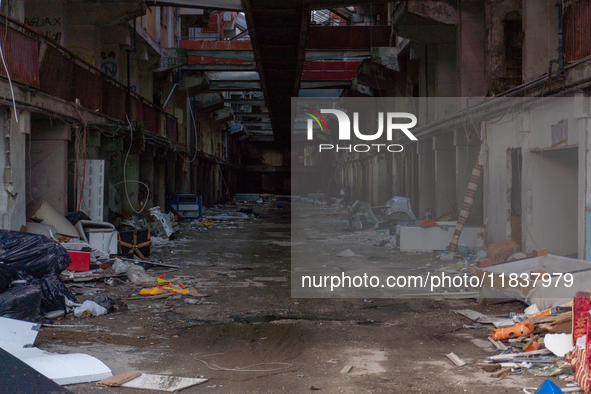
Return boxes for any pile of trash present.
[451,294,591,393]
[0,230,77,321]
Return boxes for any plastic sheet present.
[534,379,564,393]
[0,230,71,277]
[126,265,156,286]
[74,300,107,317]
[112,259,130,274]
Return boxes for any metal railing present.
[0,14,183,146]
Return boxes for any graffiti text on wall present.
[100,51,118,79]
[24,17,62,44]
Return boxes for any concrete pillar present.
[433,133,456,219]
[154,153,166,211]
[584,121,591,260]
[576,96,591,260]
[523,0,558,83]
[139,151,155,210]
[121,152,140,216]
[454,130,483,225]
[0,109,28,230]
[101,135,123,221]
[29,120,71,214]
[458,0,485,96]
[417,139,435,216]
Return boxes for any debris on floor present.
[450,291,591,393]
[119,373,208,391]
[0,316,112,385]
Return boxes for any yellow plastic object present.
[139,287,166,296]
[199,218,214,227]
[168,288,190,295]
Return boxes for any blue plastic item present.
[168,194,202,219]
[535,379,564,394]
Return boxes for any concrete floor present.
[37,203,555,393]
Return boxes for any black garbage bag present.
[37,273,77,315]
[65,211,91,226]
[0,264,16,294]
[0,230,71,277]
[0,285,42,321]
[16,271,77,315]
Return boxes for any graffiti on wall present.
[68,46,95,65]
[24,16,62,44]
[100,50,118,79]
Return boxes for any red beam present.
[180,40,253,65]
[180,38,367,80]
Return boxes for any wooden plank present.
[340,365,353,374]
[445,352,466,367]
[488,337,508,350]
[525,312,572,324]
[97,372,142,387]
[490,367,511,378]
[488,349,550,361]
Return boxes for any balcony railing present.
[0,14,183,146]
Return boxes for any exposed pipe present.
[163,82,180,108]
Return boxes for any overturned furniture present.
[118,229,152,260]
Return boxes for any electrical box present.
[169,194,202,219]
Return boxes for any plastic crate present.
[66,251,90,272]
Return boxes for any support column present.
[458,0,485,96]
[1,109,28,229]
[417,139,435,216]
[29,120,71,214]
[122,151,140,216]
[433,133,455,219]
[580,109,591,260]
[101,135,123,221]
[523,0,558,83]
[154,151,166,211]
[139,149,155,210]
